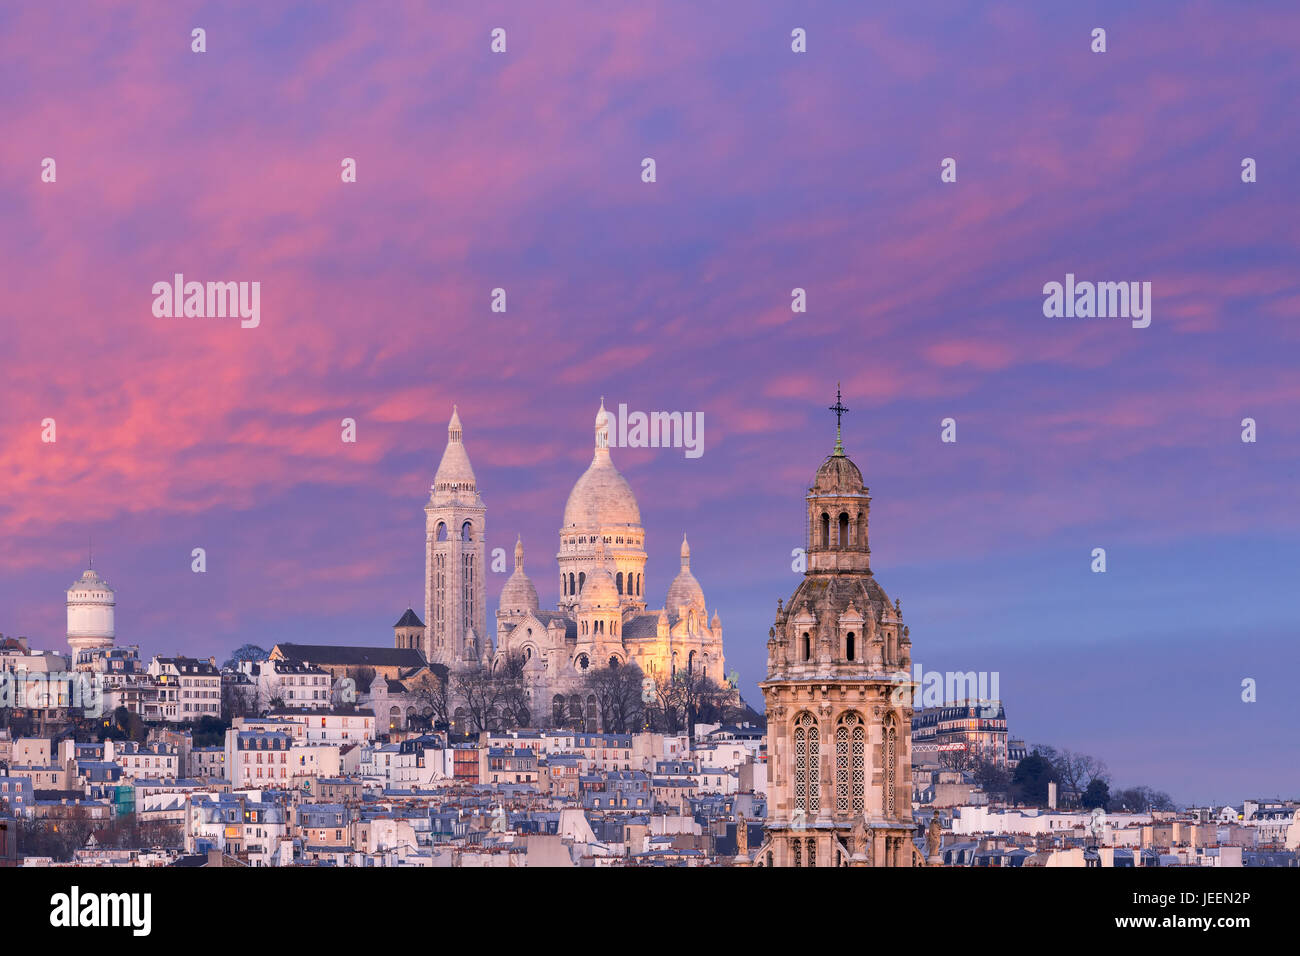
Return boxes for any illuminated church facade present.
[409,402,725,725]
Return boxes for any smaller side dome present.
[499,537,540,614]
[579,539,620,609]
[666,534,706,611]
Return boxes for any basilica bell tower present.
[425,407,487,667]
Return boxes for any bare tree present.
[972,758,1011,800]
[1035,745,1109,806]
[646,673,685,733]
[938,746,981,775]
[221,683,260,720]
[264,679,286,710]
[450,664,503,734]
[583,661,646,732]
[495,653,531,727]
[642,669,734,734]
[676,669,733,729]
[406,671,449,727]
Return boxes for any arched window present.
[846,632,856,661]
[806,838,816,867]
[578,572,585,593]
[688,650,696,674]
[635,573,641,596]
[820,512,830,548]
[609,656,620,668]
[616,572,623,595]
[436,522,448,542]
[461,521,473,542]
[856,512,866,547]
[836,711,866,815]
[793,712,820,814]
[838,512,849,547]
[568,572,576,596]
[802,632,811,661]
[792,839,801,868]
[885,715,898,817]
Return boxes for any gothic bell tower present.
[756,388,918,868]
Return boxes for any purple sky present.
[2,1,1298,805]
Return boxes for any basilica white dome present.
[562,400,642,530]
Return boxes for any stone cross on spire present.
[829,383,849,456]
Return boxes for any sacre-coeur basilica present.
[401,401,727,719]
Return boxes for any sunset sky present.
[2,1,1298,804]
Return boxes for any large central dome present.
[562,399,642,529]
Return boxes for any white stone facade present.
[424,407,487,667]
[420,401,726,729]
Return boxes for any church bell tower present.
[757,388,918,868]
[425,407,487,667]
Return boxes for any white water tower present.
[67,567,116,659]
